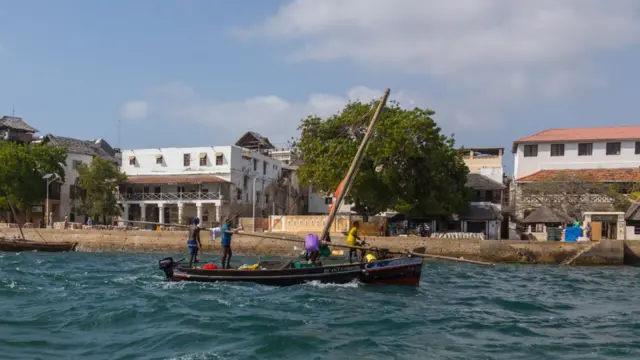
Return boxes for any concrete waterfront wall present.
[480,240,624,265]
[0,227,631,265]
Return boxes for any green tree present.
[0,141,67,212]
[293,101,470,217]
[75,157,127,221]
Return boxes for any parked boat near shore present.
[0,238,77,252]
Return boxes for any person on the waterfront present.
[186,217,202,267]
[220,218,240,269]
[346,221,364,263]
[63,214,69,229]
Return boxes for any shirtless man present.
[186,217,202,267]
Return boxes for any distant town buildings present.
[33,134,119,224]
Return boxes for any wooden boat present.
[0,238,78,252]
[158,255,423,286]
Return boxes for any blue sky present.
[2,0,640,174]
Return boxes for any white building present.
[35,134,119,224]
[118,132,287,227]
[512,126,640,235]
[513,126,640,180]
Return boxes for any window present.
[578,143,593,156]
[263,161,267,175]
[216,154,223,165]
[236,189,242,201]
[253,159,258,171]
[199,154,207,166]
[636,141,640,155]
[550,144,565,157]
[154,186,161,194]
[265,193,270,203]
[535,224,544,232]
[255,191,261,203]
[156,156,163,165]
[324,197,333,205]
[183,154,190,167]
[523,144,538,157]
[128,157,136,165]
[72,160,83,170]
[606,142,621,155]
[243,176,249,190]
[635,225,640,235]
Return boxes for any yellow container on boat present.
[248,263,260,270]
[365,254,377,263]
[331,250,344,256]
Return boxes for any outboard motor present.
[159,257,175,278]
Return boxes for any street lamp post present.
[43,173,56,228]
[252,176,257,232]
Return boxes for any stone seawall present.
[0,228,631,265]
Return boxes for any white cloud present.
[136,83,420,145]
[236,0,640,125]
[120,100,149,121]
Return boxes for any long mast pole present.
[319,89,390,241]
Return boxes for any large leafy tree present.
[293,101,470,217]
[75,157,127,220]
[0,141,67,211]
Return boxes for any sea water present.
[0,252,639,359]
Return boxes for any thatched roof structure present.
[626,202,640,221]
[522,206,573,224]
[465,173,506,190]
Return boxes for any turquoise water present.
[1,252,640,360]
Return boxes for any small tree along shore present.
[75,157,127,223]
[0,141,67,219]
[292,101,470,218]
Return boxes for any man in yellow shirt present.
[346,221,364,263]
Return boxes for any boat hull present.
[0,239,78,252]
[159,256,423,287]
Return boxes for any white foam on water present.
[113,275,140,284]
[166,351,227,360]
[304,280,360,289]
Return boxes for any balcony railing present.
[120,192,220,201]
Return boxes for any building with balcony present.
[118,132,289,227]
[512,126,640,226]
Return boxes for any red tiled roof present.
[512,126,640,152]
[517,168,640,182]
[123,174,229,185]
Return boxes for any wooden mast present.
[319,89,390,241]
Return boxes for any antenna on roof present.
[11,104,15,116]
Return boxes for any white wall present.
[120,146,284,205]
[479,167,504,184]
[627,225,640,240]
[60,153,94,223]
[307,188,331,214]
[515,140,640,179]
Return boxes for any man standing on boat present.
[220,218,240,269]
[347,221,364,263]
[187,217,202,267]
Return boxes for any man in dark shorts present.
[186,217,202,267]
[220,218,239,269]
